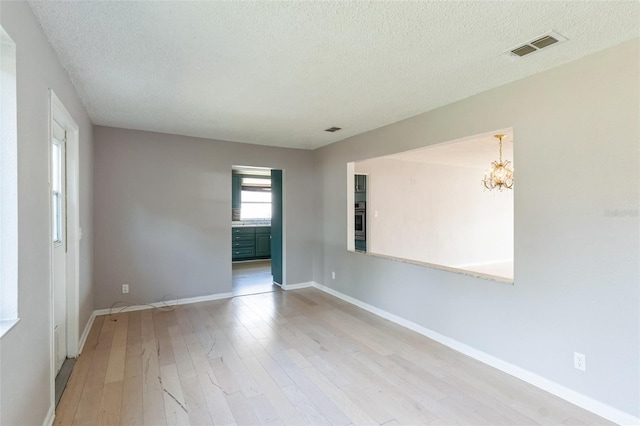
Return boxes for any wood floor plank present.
[242,355,307,425]
[96,381,123,426]
[125,311,143,357]
[183,328,236,425]
[55,282,614,426]
[153,310,176,367]
[303,365,379,425]
[247,394,281,425]
[168,325,197,380]
[263,348,351,426]
[142,388,166,426]
[141,310,162,394]
[55,315,105,426]
[281,384,330,426]
[120,352,143,425]
[160,364,190,426]
[72,316,116,425]
[180,375,214,426]
[251,345,295,389]
[224,388,261,425]
[105,313,129,383]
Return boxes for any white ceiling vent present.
[505,31,568,58]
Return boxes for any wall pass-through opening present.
[347,129,514,281]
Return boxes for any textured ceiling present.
[28,1,639,150]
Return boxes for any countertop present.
[232,221,271,227]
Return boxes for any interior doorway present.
[49,91,80,407]
[231,166,283,296]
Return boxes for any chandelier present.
[482,134,514,191]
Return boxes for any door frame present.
[230,165,286,286]
[270,168,285,285]
[48,90,80,403]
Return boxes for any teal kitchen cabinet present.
[232,174,241,209]
[232,226,271,261]
[232,174,242,221]
[232,227,255,260]
[255,227,271,258]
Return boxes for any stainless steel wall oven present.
[355,201,366,241]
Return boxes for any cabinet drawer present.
[232,247,255,259]
[232,234,254,243]
[232,240,254,248]
[232,227,255,235]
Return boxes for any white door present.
[51,118,67,375]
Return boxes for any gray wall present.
[314,39,639,417]
[0,2,94,425]
[93,126,315,309]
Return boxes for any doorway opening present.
[231,166,284,296]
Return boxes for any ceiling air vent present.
[324,127,341,132]
[511,45,537,57]
[506,31,567,58]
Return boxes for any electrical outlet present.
[331,271,336,280]
[574,352,586,371]
[122,284,129,294]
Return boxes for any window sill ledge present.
[0,318,20,338]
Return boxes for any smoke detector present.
[505,31,568,58]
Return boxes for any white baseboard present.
[78,311,96,354]
[282,281,314,291]
[42,404,54,426]
[310,281,639,425]
[93,292,234,317]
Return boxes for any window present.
[51,136,63,243]
[240,177,271,220]
[1,25,19,334]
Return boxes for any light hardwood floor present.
[232,261,277,296]
[55,288,612,425]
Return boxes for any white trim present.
[281,281,314,291]
[310,282,640,425]
[0,26,18,326]
[0,318,19,337]
[77,312,96,354]
[93,292,234,316]
[42,404,54,426]
[346,162,355,252]
[280,169,287,287]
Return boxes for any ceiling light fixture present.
[482,134,514,191]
